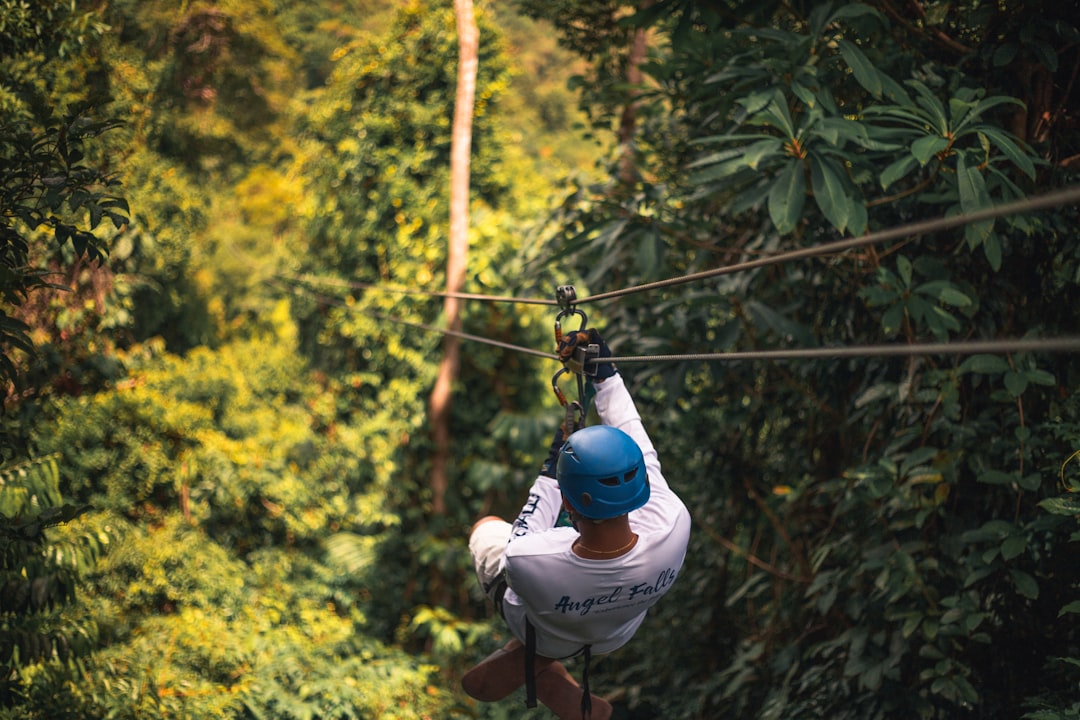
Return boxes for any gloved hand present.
[557,327,616,381]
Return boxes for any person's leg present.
[467,516,512,600]
[461,638,522,700]
[464,517,537,701]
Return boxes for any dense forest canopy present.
[2,1,1079,718]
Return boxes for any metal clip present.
[556,285,577,310]
[551,284,588,433]
[553,285,587,348]
[566,343,600,376]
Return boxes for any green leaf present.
[1010,569,1039,599]
[761,96,797,138]
[837,40,882,97]
[901,612,922,638]
[791,81,817,110]
[1024,368,1053,385]
[959,356,1006,377]
[1017,473,1041,491]
[1058,601,1080,617]
[882,303,904,335]
[1039,496,1080,516]
[809,154,849,232]
[896,255,913,287]
[768,159,806,234]
[1004,370,1028,397]
[880,155,918,190]
[937,287,972,307]
[994,43,1018,67]
[743,138,785,170]
[1001,535,1026,561]
[829,4,884,24]
[956,155,990,212]
[740,90,779,117]
[911,135,949,165]
[908,80,949,134]
[982,232,1002,271]
[978,470,1014,486]
[901,446,938,474]
[977,127,1037,180]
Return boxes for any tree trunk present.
[616,4,650,185]
[428,0,478,516]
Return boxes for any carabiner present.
[551,366,570,406]
[553,284,587,347]
[551,284,589,434]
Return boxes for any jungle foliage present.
[1,0,1079,719]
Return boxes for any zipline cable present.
[379,313,559,360]
[283,185,1080,309]
[267,278,557,360]
[600,336,1080,364]
[275,277,1080,363]
[279,273,557,306]
[576,185,1080,305]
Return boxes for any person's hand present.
[557,327,616,381]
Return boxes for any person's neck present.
[573,516,637,559]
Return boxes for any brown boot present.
[535,661,613,720]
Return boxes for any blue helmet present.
[557,425,649,519]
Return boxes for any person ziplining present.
[462,298,692,720]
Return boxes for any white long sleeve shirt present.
[500,373,692,659]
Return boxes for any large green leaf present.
[880,154,918,189]
[837,39,882,97]
[768,158,807,233]
[809,153,850,232]
[911,135,949,165]
[976,126,1037,179]
[908,80,950,134]
[742,137,786,169]
[957,153,994,245]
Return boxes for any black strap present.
[524,619,537,708]
[580,644,593,717]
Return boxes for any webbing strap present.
[580,645,593,717]
[524,619,537,708]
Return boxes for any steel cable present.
[276,278,1080,364]
[284,185,1080,309]
[576,185,1080,305]
[600,336,1080,365]
[274,185,1080,364]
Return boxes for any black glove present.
[557,327,616,381]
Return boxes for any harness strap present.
[524,619,537,708]
[580,645,593,717]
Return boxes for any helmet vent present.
[597,476,619,487]
[624,469,638,483]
